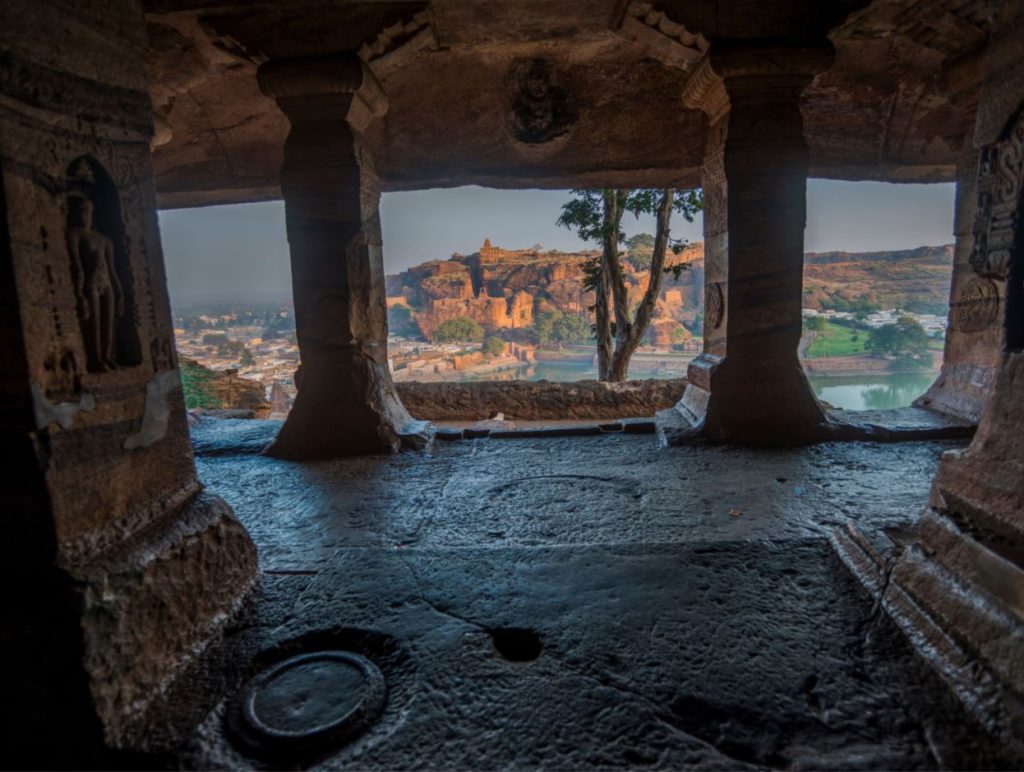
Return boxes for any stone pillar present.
[833,9,1024,754]
[258,56,415,459]
[675,46,832,445]
[917,54,1003,423]
[0,1,257,762]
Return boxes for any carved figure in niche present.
[65,156,142,372]
[68,196,124,370]
[507,59,576,145]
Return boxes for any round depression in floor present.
[236,650,386,757]
[490,627,543,662]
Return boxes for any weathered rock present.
[396,378,685,421]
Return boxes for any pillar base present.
[266,352,421,460]
[72,491,258,749]
[668,353,828,446]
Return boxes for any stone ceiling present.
[143,0,998,208]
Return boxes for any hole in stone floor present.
[489,627,542,662]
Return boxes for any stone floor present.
[168,418,1010,770]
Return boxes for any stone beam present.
[257,55,416,459]
[673,43,833,445]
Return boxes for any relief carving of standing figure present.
[68,196,124,370]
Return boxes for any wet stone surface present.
[183,419,1004,769]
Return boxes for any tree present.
[239,348,256,368]
[534,310,591,347]
[866,316,931,362]
[434,316,484,343]
[805,316,827,332]
[482,336,505,356]
[557,188,703,381]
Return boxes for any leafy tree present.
[553,313,591,345]
[388,303,422,338]
[534,311,591,347]
[805,316,828,332]
[482,336,506,356]
[239,348,256,368]
[434,316,484,343]
[557,188,703,381]
[866,316,931,361]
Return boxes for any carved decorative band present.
[970,106,1024,280]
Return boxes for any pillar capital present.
[682,42,834,121]
[257,54,387,130]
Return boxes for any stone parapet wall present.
[397,379,686,421]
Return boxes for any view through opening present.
[158,181,955,418]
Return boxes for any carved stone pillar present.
[0,1,257,761]
[833,8,1024,753]
[258,57,414,459]
[917,54,1002,423]
[675,46,832,445]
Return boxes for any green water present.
[501,360,936,411]
[806,372,937,411]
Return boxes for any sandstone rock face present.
[182,358,271,417]
[388,240,704,340]
[397,378,685,421]
[143,0,992,206]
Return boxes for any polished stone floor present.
[173,418,1007,769]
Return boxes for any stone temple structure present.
[2,0,1024,767]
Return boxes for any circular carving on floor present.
[237,650,386,756]
[706,282,725,330]
[951,277,1000,332]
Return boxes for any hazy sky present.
[159,180,956,304]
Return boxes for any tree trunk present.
[594,263,613,379]
[607,189,674,382]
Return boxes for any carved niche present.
[970,108,1024,280]
[506,59,576,145]
[65,156,141,372]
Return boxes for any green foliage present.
[482,336,506,356]
[179,360,219,409]
[535,311,591,346]
[804,316,828,332]
[434,316,484,343]
[239,348,255,367]
[866,317,931,361]
[388,303,422,338]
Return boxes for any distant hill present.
[385,240,955,341]
[803,244,954,315]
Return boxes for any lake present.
[499,359,937,412]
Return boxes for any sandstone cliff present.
[387,240,955,341]
[387,239,703,341]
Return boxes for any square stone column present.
[0,1,257,761]
[675,46,832,445]
[258,57,414,459]
[917,54,1003,423]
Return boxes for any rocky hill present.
[386,240,954,342]
[387,238,704,345]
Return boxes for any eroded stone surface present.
[177,422,1006,768]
